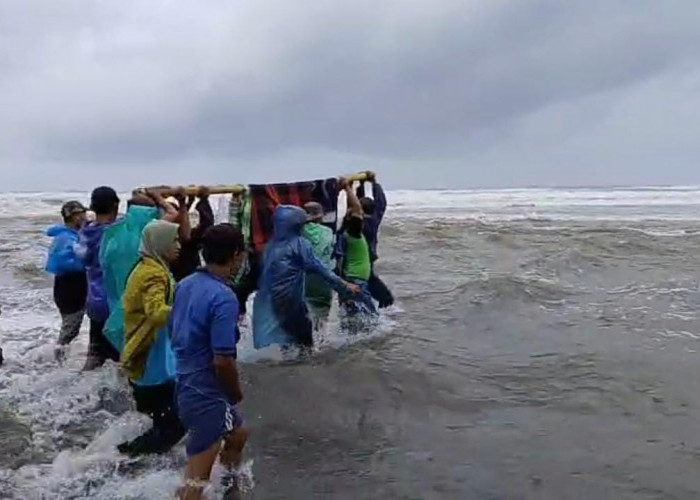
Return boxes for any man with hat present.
[302,201,336,331]
[46,201,89,358]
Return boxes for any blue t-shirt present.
[170,270,240,402]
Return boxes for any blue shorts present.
[177,386,244,457]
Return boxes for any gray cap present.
[303,201,324,221]
[61,200,87,220]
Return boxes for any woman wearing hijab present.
[118,219,185,456]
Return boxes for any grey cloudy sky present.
[1,0,699,190]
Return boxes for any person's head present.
[126,193,155,210]
[90,186,120,221]
[346,214,364,238]
[202,224,246,277]
[272,205,307,240]
[61,201,87,229]
[360,197,376,217]
[303,201,324,223]
[140,220,181,264]
[165,196,180,211]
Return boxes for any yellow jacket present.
[121,257,174,381]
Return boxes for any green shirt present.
[343,234,371,281]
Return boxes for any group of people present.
[36,174,390,498]
[252,175,392,353]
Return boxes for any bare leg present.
[178,440,222,500]
[220,427,250,470]
[219,428,250,499]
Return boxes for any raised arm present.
[146,189,179,223]
[344,180,363,217]
[176,201,192,242]
[194,187,214,236]
[372,181,387,224]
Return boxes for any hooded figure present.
[253,205,349,349]
[46,201,88,350]
[121,219,179,382]
[118,219,184,457]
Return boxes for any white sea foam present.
[0,249,399,499]
[1,186,698,498]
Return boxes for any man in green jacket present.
[302,202,335,331]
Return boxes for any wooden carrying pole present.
[132,172,371,198]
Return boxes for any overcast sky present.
[1,0,699,190]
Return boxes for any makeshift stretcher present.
[132,172,371,198]
[103,172,375,352]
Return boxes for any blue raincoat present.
[101,205,161,352]
[81,222,110,321]
[253,205,347,349]
[45,226,85,275]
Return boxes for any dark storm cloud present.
[1,0,699,189]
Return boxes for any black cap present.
[90,186,120,212]
[61,201,87,220]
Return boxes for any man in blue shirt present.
[170,224,248,499]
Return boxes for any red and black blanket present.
[249,177,340,255]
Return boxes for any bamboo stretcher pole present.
[132,172,372,198]
[131,184,247,198]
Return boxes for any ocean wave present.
[2,187,700,222]
[411,273,572,305]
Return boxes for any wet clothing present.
[46,225,85,276]
[81,221,110,322]
[47,226,88,343]
[101,206,161,317]
[343,234,371,281]
[335,232,377,321]
[88,318,120,367]
[171,198,214,282]
[118,221,182,457]
[122,256,175,383]
[356,182,387,262]
[341,278,378,335]
[252,206,348,349]
[302,223,335,319]
[171,270,243,457]
[180,397,242,457]
[118,380,185,456]
[344,277,377,316]
[339,182,394,309]
[368,273,394,309]
[53,272,87,316]
[57,309,84,346]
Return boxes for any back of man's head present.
[346,215,364,238]
[90,186,120,216]
[360,197,375,216]
[202,223,245,265]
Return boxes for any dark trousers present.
[368,270,394,309]
[119,380,185,456]
[88,318,120,365]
